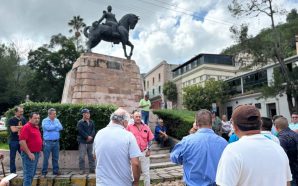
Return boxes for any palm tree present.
[68,16,86,50]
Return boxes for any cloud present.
[0,0,297,73]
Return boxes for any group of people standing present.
[5,95,154,186]
[8,107,63,186]
[171,106,298,186]
[7,106,97,186]
[5,99,298,186]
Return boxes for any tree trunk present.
[286,91,294,114]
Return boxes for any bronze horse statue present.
[84,14,139,60]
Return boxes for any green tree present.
[286,9,298,23]
[183,85,209,111]
[27,34,80,102]
[0,44,32,114]
[228,0,298,113]
[183,80,228,111]
[204,80,229,107]
[68,16,86,50]
[163,81,177,103]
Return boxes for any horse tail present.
[84,26,90,38]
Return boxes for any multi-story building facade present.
[144,60,178,109]
[172,53,239,108]
[224,55,298,121]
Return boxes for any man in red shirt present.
[19,112,42,186]
[127,111,154,186]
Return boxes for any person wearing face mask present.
[93,108,142,186]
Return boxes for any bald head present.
[274,117,289,131]
[110,108,130,127]
[114,107,128,116]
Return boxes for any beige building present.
[172,53,239,109]
[144,60,178,109]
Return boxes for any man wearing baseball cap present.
[216,105,292,186]
[77,108,96,174]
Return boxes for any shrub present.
[5,102,116,150]
[0,131,8,143]
[153,109,195,139]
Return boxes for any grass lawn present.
[0,143,9,150]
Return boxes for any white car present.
[0,117,7,131]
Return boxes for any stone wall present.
[61,53,144,112]
[0,150,90,170]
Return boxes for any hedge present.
[0,131,8,143]
[153,109,195,139]
[5,102,116,150]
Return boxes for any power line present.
[136,0,234,27]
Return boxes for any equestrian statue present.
[84,5,139,60]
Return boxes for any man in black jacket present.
[275,117,298,185]
[77,109,95,174]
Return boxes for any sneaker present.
[79,170,85,175]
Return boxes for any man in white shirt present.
[93,108,142,186]
[216,105,292,186]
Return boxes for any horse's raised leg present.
[127,41,134,59]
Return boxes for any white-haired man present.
[93,108,142,186]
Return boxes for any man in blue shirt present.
[154,119,168,147]
[170,109,227,186]
[41,108,63,176]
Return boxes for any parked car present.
[0,117,7,131]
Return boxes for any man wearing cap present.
[216,105,292,186]
[93,108,142,186]
[275,117,298,185]
[77,109,96,174]
[171,109,227,186]
[139,95,151,125]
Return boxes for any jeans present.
[141,110,149,125]
[42,140,60,175]
[21,151,39,186]
[9,140,21,173]
[79,143,95,171]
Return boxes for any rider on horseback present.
[98,5,120,38]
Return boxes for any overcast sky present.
[0,0,297,73]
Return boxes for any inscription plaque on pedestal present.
[61,53,143,111]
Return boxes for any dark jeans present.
[79,143,95,171]
[141,110,149,125]
[21,151,39,186]
[42,140,60,175]
[156,136,168,148]
[9,140,21,173]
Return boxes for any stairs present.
[140,142,183,184]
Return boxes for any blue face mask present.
[271,125,278,136]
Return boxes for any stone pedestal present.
[61,53,143,111]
